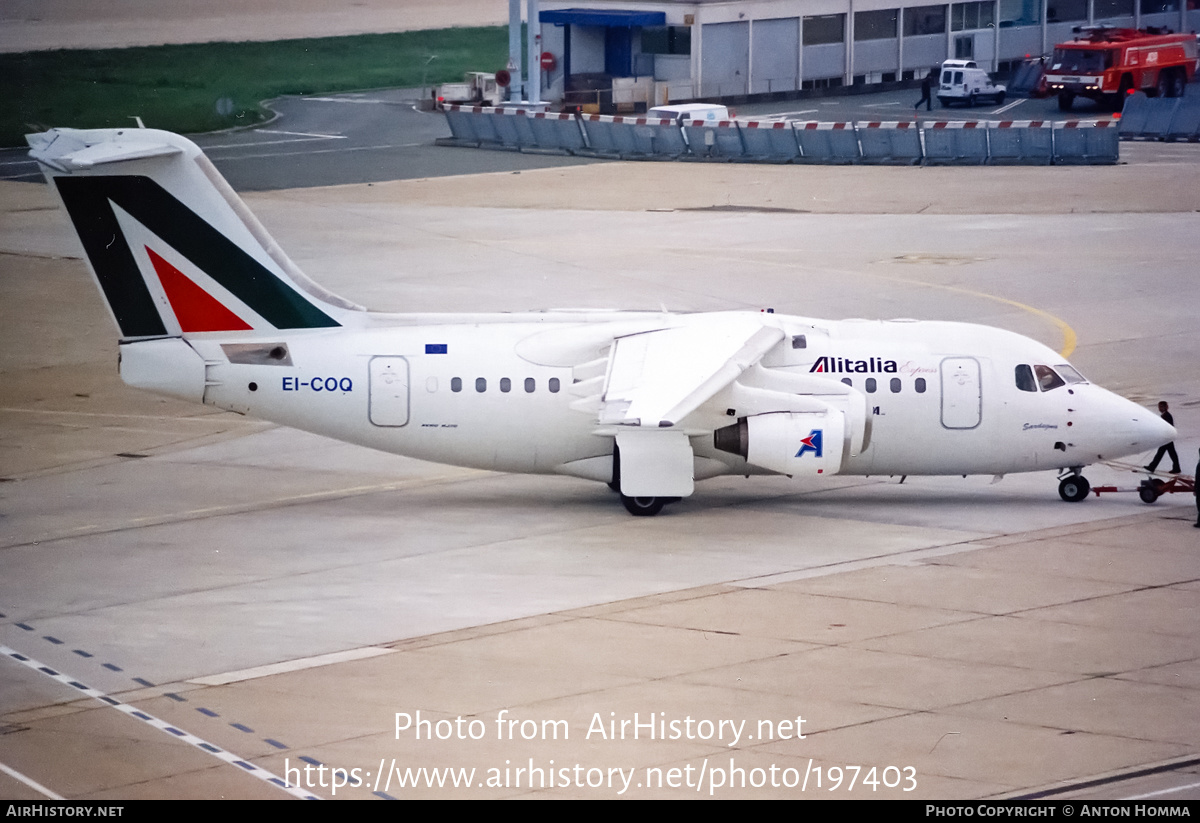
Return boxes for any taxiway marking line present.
[0,761,65,800]
[990,98,1027,115]
[9,471,488,548]
[189,647,395,686]
[0,645,319,800]
[1126,780,1200,799]
[257,129,346,139]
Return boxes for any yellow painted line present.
[876,273,1078,358]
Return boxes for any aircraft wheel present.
[1058,475,1090,502]
[1138,479,1164,504]
[1171,70,1186,99]
[968,94,977,107]
[1156,70,1171,98]
[621,495,665,516]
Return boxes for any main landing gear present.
[620,495,666,517]
[1058,469,1090,502]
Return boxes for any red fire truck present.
[1045,26,1199,111]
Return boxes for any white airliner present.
[29,127,1175,516]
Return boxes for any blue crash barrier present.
[922,121,990,165]
[528,111,587,152]
[609,115,689,157]
[438,106,1119,164]
[1117,89,1200,141]
[1052,121,1120,164]
[986,121,1053,164]
[681,119,745,159]
[736,120,802,162]
[855,121,922,164]
[1166,88,1200,141]
[794,122,861,163]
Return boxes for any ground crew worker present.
[1145,401,1181,474]
[915,68,936,111]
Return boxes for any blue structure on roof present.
[540,7,667,103]
[540,8,666,27]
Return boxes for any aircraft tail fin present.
[28,127,362,341]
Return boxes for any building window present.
[641,26,692,55]
[904,5,947,35]
[804,14,846,46]
[1140,0,1179,12]
[1047,0,1088,21]
[999,0,1042,26]
[1094,0,1134,16]
[951,1,996,30]
[856,9,898,39]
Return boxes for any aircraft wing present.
[600,315,784,428]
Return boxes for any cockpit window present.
[1055,364,1086,384]
[1034,364,1065,391]
[1015,364,1037,392]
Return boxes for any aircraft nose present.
[1119,401,1176,451]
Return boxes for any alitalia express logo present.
[809,356,898,374]
[796,429,822,458]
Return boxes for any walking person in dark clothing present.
[1145,401,1181,474]
[1194,448,1200,527]
[915,68,936,111]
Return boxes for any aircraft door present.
[940,357,981,429]
[368,356,409,427]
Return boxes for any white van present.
[646,103,730,123]
[938,60,1006,107]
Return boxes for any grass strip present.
[1,26,509,146]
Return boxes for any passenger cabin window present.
[915,377,926,393]
[525,377,536,393]
[500,377,511,393]
[549,378,561,393]
[475,377,487,393]
[791,335,807,349]
[890,377,901,393]
[451,377,462,392]
[865,378,877,393]
[1015,364,1037,392]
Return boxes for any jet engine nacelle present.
[714,410,846,477]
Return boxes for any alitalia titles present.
[810,356,898,374]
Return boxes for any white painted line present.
[0,761,65,800]
[190,647,395,686]
[864,102,903,108]
[201,136,340,151]
[990,98,1027,115]
[0,645,320,800]
[302,97,392,104]
[1126,780,1200,800]
[257,129,346,140]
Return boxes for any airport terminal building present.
[535,0,1197,106]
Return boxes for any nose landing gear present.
[1058,470,1091,502]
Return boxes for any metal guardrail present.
[439,105,1119,165]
